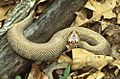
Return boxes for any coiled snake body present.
[7,11,110,62]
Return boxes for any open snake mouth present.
[68,31,79,43]
[67,31,80,48]
[67,31,99,47]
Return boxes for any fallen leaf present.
[101,21,110,31]
[102,24,120,44]
[85,0,96,11]
[28,63,46,79]
[0,0,17,7]
[43,62,68,79]
[73,71,90,78]
[86,71,105,79]
[111,60,120,69]
[0,5,14,21]
[117,13,120,24]
[113,6,120,24]
[58,54,72,64]
[72,48,114,70]
[114,69,119,76]
[85,0,116,20]
[72,69,103,79]
[71,0,117,28]
[71,9,89,27]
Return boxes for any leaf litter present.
[3,0,120,79]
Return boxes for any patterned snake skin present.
[7,11,110,61]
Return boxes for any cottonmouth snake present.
[7,11,110,61]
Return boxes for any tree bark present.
[0,0,87,78]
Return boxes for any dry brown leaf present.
[85,0,96,11]
[86,71,105,79]
[101,21,111,31]
[117,14,120,24]
[72,48,114,70]
[28,63,47,79]
[72,71,104,79]
[85,0,116,20]
[0,0,18,7]
[58,54,72,63]
[114,69,119,76]
[71,9,89,27]
[0,5,14,21]
[111,60,120,69]
[73,71,90,78]
[115,6,120,24]
[43,62,68,79]
[71,0,117,27]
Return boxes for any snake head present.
[67,31,80,48]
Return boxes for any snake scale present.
[7,11,110,62]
